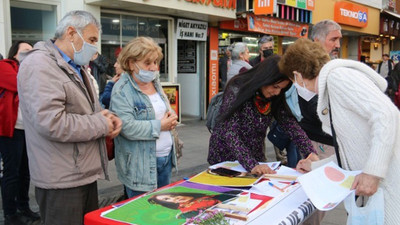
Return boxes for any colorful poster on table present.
[101,184,238,225]
[188,170,261,187]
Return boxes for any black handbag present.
[267,121,290,150]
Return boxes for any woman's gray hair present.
[54,10,101,39]
[311,20,341,42]
[231,42,247,60]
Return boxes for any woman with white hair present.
[279,38,400,225]
[227,42,252,82]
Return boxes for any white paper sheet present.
[298,161,361,211]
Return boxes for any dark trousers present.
[35,181,98,225]
[0,129,30,216]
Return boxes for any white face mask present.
[134,63,157,83]
[71,31,98,66]
[293,72,316,102]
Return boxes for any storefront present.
[312,0,381,63]
[1,0,237,120]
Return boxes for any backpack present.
[206,92,224,133]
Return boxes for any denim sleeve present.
[110,85,161,140]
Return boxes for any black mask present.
[262,49,273,58]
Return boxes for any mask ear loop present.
[293,71,307,88]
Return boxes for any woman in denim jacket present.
[110,37,178,198]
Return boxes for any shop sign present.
[184,0,236,10]
[208,27,219,102]
[306,0,314,10]
[334,1,368,28]
[390,51,400,64]
[286,0,296,7]
[177,19,208,41]
[219,18,248,32]
[297,0,306,9]
[275,0,314,10]
[253,0,275,15]
[248,15,309,38]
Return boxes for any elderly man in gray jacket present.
[17,10,121,225]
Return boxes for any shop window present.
[101,13,169,81]
[10,1,57,45]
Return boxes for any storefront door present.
[177,40,205,118]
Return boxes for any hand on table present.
[251,164,276,175]
[351,173,380,196]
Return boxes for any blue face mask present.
[71,31,98,66]
[134,63,157,83]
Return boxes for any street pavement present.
[0,117,347,225]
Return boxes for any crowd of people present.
[1,8,399,225]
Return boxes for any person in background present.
[227,42,252,82]
[218,45,232,90]
[312,20,342,60]
[110,37,178,198]
[90,52,112,94]
[293,19,342,162]
[281,37,400,225]
[17,10,122,225]
[376,53,393,80]
[389,62,400,102]
[100,49,124,109]
[250,35,274,67]
[0,41,39,225]
[377,54,395,97]
[208,55,317,175]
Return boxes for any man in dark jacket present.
[218,46,232,90]
[249,35,274,67]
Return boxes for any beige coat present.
[17,40,109,189]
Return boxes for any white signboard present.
[177,19,208,41]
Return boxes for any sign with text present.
[208,27,219,102]
[177,19,208,41]
[334,1,368,28]
[248,15,309,38]
[253,0,276,15]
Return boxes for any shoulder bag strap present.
[328,101,342,168]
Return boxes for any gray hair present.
[258,35,274,48]
[311,20,341,42]
[54,10,101,39]
[231,42,247,60]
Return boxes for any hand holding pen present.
[296,153,319,174]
